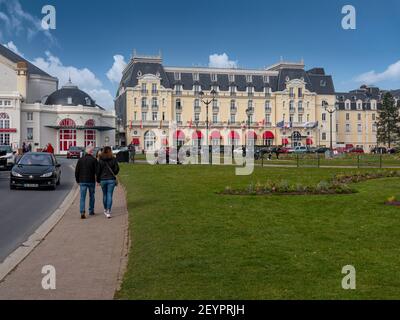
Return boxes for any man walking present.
[128,143,136,163]
[75,145,97,219]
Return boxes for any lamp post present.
[199,89,217,164]
[245,108,251,151]
[323,101,336,151]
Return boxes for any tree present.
[376,92,400,148]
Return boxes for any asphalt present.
[0,157,76,263]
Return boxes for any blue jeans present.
[100,180,116,211]
[79,183,96,214]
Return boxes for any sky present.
[1,0,400,108]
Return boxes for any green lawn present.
[116,164,400,299]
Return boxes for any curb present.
[0,165,78,282]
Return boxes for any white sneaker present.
[104,209,108,217]
[105,209,111,219]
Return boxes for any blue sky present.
[1,0,399,108]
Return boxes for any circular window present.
[137,71,142,77]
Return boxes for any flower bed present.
[221,170,400,196]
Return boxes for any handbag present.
[105,161,118,186]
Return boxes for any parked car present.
[10,152,61,190]
[388,148,398,154]
[293,146,308,153]
[279,147,294,154]
[371,147,387,154]
[0,145,16,170]
[347,147,364,154]
[67,146,84,159]
[315,147,330,154]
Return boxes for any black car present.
[10,152,61,190]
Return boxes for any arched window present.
[0,112,10,129]
[144,130,156,151]
[291,131,302,147]
[84,119,96,147]
[59,118,76,152]
[175,99,182,110]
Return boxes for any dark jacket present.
[75,154,97,183]
[96,155,119,183]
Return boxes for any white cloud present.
[3,41,24,57]
[33,51,114,109]
[355,60,400,84]
[208,53,238,69]
[0,0,55,43]
[106,55,127,84]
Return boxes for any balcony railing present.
[230,107,237,113]
[141,105,149,111]
[151,104,159,111]
[247,92,254,97]
[212,106,219,113]
[151,90,158,95]
[230,91,236,97]
[194,106,201,112]
[289,108,296,113]
[175,91,182,96]
[265,107,272,113]
[298,107,304,113]
[265,93,272,98]
[141,90,148,95]
[289,93,295,98]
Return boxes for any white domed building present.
[0,44,115,154]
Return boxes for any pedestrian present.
[97,146,120,219]
[27,143,32,152]
[128,143,136,163]
[22,142,26,153]
[75,145,98,219]
[47,143,54,154]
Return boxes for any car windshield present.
[0,146,12,153]
[69,147,82,151]
[19,154,53,166]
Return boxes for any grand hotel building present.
[115,53,338,152]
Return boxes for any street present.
[0,158,76,262]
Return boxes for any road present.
[0,158,76,262]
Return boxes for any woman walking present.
[97,146,120,219]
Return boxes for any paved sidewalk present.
[0,184,129,300]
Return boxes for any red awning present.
[229,130,240,139]
[173,130,185,139]
[131,138,140,145]
[0,128,17,133]
[263,131,274,139]
[210,131,221,139]
[247,131,257,140]
[192,130,203,140]
[282,138,289,145]
[306,138,313,145]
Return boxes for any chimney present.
[17,61,28,101]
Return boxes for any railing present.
[265,93,272,98]
[265,107,272,113]
[298,107,304,113]
[141,105,149,111]
[141,90,148,95]
[230,107,237,113]
[151,90,158,95]
[194,106,201,112]
[151,104,159,111]
[212,107,219,113]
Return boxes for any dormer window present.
[193,84,201,94]
[211,85,219,92]
[320,80,326,87]
[345,101,351,110]
[357,102,362,110]
[67,97,72,105]
[229,74,235,83]
[193,73,199,81]
[246,75,252,83]
[174,72,181,81]
[263,75,270,83]
[85,97,91,105]
[211,73,217,82]
[247,86,254,96]
[230,85,236,96]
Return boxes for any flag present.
[140,120,143,129]
[276,120,284,128]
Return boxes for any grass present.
[116,164,400,299]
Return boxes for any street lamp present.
[199,89,217,163]
[245,107,251,148]
[323,101,336,151]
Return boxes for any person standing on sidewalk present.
[97,146,120,219]
[128,143,136,163]
[75,145,98,219]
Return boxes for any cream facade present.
[115,54,337,151]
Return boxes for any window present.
[298,115,303,123]
[357,113,361,121]
[372,113,376,121]
[346,124,350,132]
[289,100,294,111]
[248,100,253,110]
[246,75,252,83]
[345,102,351,110]
[152,83,157,94]
[212,99,218,109]
[176,113,182,123]
[229,74,235,82]
[230,85,236,95]
[289,114,294,123]
[85,97,92,105]
[134,111,137,121]
[67,97,72,104]
[212,114,218,123]
[144,131,156,151]
[194,99,200,109]
[322,132,327,140]
[152,97,158,108]
[194,113,200,122]
[141,112,147,121]
[265,100,271,112]
[193,73,199,81]
[27,128,33,141]
[298,88,303,98]
[230,114,236,123]
[247,86,254,95]
[358,124,362,133]
[84,120,96,147]
[211,74,217,82]
[263,75,270,83]
[322,113,326,121]
[0,133,10,145]
[346,113,350,121]
[59,118,76,152]
[306,114,310,122]
[141,83,147,94]
[357,102,362,110]
[211,85,219,92]
[289,87,294,98]
[298,100,303,110]
[372,123,377,132]
[152,112,158,121]
[193,84,201,94]
[0,113,10,129]
[174,85,182,95]
[174,72,181,81]
[320,80,326,87]
[265,114,271,124]
[141,97,147,108]
[230,100,236,111]
[27,112,33,121]
[175,99,182,110]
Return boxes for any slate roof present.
[45,82,97,107]
[117,60,335,95]
[0,43,53,78]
